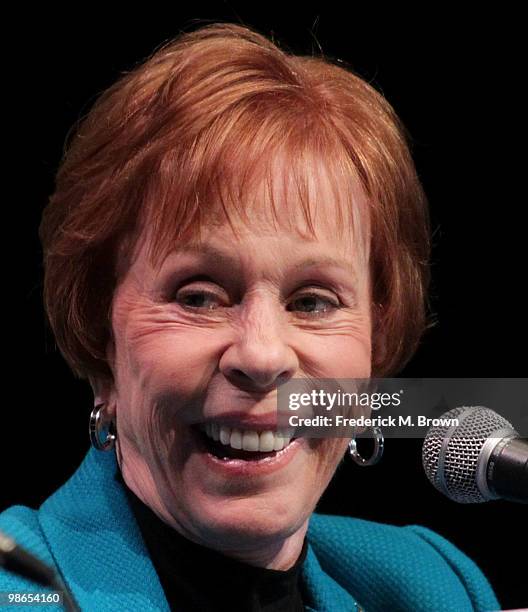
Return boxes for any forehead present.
[235,150,369,245]
[126,144,371,275]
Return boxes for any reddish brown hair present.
[39,22,431,383]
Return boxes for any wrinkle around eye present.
[296,317,370,334]
[121,302,227,346]
[116,285,370,346]
[291,310,371,335]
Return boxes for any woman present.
[0,22,500,611]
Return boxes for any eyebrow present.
[166,245,357,276]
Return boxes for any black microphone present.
[422,406,528,503]
[0,530,80,611]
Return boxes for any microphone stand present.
[0,530,80,612]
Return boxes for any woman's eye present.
[176,290,225,310]
[287,293,340,317]
[173,282,340,317]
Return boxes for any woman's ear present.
[372,335,387,373]
[88,374,117,421]
[371,303,387,376]
[87,336,119,419]
[105,329,117,375]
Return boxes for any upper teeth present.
[201,423,293,452]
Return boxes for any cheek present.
[294,327,372,378]
[290,438,348,510]
[113,314,233,443]
[116,310,223,396]
[315,438,349,476]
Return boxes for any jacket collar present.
[38,446,358,611]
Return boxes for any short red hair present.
[39,22,431,382]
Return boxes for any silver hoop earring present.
[348,426,384,466]
[89,403,116,451]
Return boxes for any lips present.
[187,413,300,473]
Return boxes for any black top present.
[115,470,308,612]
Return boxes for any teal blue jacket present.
[0,447,500,611]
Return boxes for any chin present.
[174,455,318,547]
[188,492,310,549]
[159,432,342,550]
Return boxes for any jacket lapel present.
[301,541,361,612]
[38,447,169,611]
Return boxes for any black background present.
[3,6,526,610]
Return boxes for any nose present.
[219,299,298,394]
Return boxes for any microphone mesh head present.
[422,406,515,503]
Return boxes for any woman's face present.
[100,162,372,562]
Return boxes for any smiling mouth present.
[193,422,297,461]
